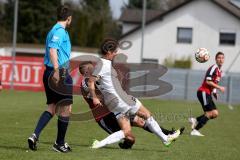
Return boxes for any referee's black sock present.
[34,111,53,138]
[56,116,69,145]
[195,115,209,130]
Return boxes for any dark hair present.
[57,5,72,21]
[215,52,224,59]
[79,61,93,74]
[100,38,119,55]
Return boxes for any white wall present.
[0,48,12,56]
[122,23,138,35]
[121,0,240,72]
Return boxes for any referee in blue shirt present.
[28,5,73,153]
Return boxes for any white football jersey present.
[92,58,135,114]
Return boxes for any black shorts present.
[97,112,121,134]
[197,90,216,112]
[97,112,136,134]
[43,66,73,105]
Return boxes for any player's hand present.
[219,86,225,93]
[213,93,218,100]
[0,85,2,91]
[52,69,60,85]
[93,97,102,107]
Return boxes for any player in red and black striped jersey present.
[0,60,2,91]
[189,52,225,136]
[79,61,183,149]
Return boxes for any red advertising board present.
[1,56,45,91]
[1,56,83,93]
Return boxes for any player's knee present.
[123,130,131,137]
[205,112,212,119]
[47,109,55,115]
[212,110,219,118]
[137,119,146,128]
[145,111,151,119]
[142,106,151,118]
[140,113,149,120]
[55,104,71,116]
[47,104,56,115]
[59,105,71,117]
[132,115,146,127]
[123,129,133,139]
[125,133,135,143]
[137,106,151,120]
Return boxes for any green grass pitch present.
[0,90,239,160]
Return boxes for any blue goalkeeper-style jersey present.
[44,23,71,69]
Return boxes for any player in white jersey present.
[88,39,181,149]
[79,61,184,149]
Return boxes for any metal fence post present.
[227,76,233,109]
[184,70,190,100]
[11,0,19,90]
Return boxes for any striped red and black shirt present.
[198,64,222,95]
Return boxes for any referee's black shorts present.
[197,90,216,112]
[43,66,73,106]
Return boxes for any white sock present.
[145,116,168,142]
[96,130,125,148]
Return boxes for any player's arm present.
[49,48,60,83]
[48,29,64,83]
[50,48,59,69]
[49,48,60,84]
[206,80,225,93]
[88,76,102,106]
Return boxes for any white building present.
[119,0,240,73]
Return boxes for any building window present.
[177,27,193,44]
[219,32,236,45]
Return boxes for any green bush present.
[164,56,192,69]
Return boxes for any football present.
[195,48,210,63]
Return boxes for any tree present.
[127,0,160,9]
[0,1,12,43]
[0,0,121,48]
[69,0,121,48]
[1,0,61,43]
[18,0,61,43]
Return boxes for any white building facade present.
[120,0,240,73]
